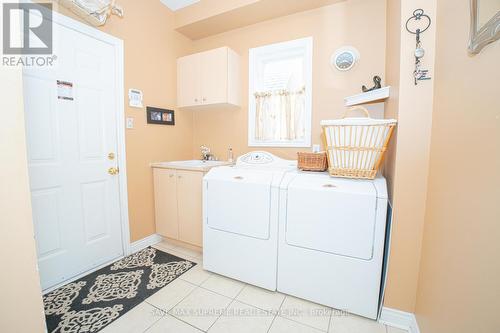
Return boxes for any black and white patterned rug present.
[43,247,196,333]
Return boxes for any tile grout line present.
[274,313,330,332]
[143,280,199,311]
[205,298,236,332]
[275,295,332,332]
[158,275,240,332]
[232,281,247,300]
[266,293,287,333]
[163,285,208,332]
[326,305,334,333]
[160,249,200,263]
[232,295,284,314]
[162,313,206,333]
[202,279,248,332]
[204,291,241,332]
[143,275,202,332]
[178,267,212,285]
[141,303,166,333]
[171,244,203,257]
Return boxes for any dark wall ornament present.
[362,76,382,93]
[406,9,432,85]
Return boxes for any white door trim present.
[41,7,131,256]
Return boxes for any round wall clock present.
[331,46,360,71]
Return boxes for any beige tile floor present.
[101,240,409,333]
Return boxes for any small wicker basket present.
[321,106,397,180]
[297,152,328,172]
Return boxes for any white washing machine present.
[203,151,296,290]
[277,172,388,319]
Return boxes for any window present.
[248,37,313,147]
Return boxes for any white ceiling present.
[160,0,200,11]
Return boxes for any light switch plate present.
[126,117,134,129]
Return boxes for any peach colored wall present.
[382,0,437,312]
[189,0,387,161]
[414,1,500,332]
[0,51,46,332]
[54,0,195,242]
[383,0,400,200]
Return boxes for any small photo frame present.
[146,107,175,125]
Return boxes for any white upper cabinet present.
[177,52,202,107]
[177,47,241,109]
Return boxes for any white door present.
[23,17,124,290]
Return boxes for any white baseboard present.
[379,307,420,333]
[130,233,163,254]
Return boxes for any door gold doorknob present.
[108,167,119,175]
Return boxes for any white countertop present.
[150,160,232,172]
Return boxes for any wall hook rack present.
[406,9,432,85]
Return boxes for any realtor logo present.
[2,3,53,55]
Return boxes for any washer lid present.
[285,174,379,260]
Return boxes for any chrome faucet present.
[200,145,214,161]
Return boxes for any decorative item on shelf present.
[362,76,382,93]
[331,46,360,71]
[405,9,432,85]
[146,107,175,125]
[297,152,328,172]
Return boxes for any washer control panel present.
[239,152,274,164]
[236,151,297,168]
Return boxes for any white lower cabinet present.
[153,168,204,247]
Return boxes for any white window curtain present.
[254,86,306,141]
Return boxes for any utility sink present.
[150,160,231,172]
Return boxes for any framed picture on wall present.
[146,107,175,125]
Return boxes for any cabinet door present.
[177,170,203,247]
[200,47,228,105]
[177,53,201,107]
[153,168,179,239]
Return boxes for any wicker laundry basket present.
[297,152,328,171]
[321,106,397,180]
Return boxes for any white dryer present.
[277,172,388,319]
[203,151,296,290]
